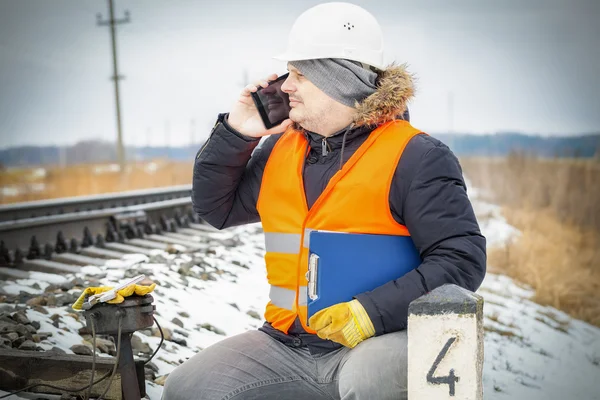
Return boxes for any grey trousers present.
[162,329,408,400]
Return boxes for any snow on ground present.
[0,183,46,198]
[93,164,121,174]
[145,162,159,174]
[1,185,599,399]
[0,186,20,197]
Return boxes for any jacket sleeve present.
[355,139,487,335]
[192,113,279,229]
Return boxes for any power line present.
[96,0,130,173]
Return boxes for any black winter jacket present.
[192,65,486,353]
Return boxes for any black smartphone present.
[250,73,290,129]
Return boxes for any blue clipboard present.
[306,230,421,326]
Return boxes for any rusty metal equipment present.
[83,294,155,400]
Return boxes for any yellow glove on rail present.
[308,299,375,348]
[72,283,156,311]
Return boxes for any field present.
[2,155,599,327]
[461,155,600,326]
[0,160,193,204]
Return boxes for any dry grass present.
[0,159,194,204]
[488,208,600,326]
[461,155,600,327]
[462,154,600,231]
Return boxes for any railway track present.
[0,185,214,273]
[0,185,239,399]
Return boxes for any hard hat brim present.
[272,52,316,63]
[272,50,385,71]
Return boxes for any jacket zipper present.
[196,120,221,159]
[196,138,211,159]
[321,138,328,156]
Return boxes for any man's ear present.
[374,68,384,86]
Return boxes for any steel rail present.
[0,184,192,223]
[0,186,196,267]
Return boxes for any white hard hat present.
[273,2,385,70]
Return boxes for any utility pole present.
[447,91,454,134]
[445,91,457,153]
[165,120,171,160]
[190,119,196,146]
[97,0,130,172]
[59,146,67,169]
[447,91,455,153]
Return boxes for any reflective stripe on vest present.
[269,285,308,309]
[265,228,313,251]
[264,232,302,254]
[257,120,423,334]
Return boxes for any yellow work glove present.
[308,299,375,348]
[71,283,156,310]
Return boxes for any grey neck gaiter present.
[289,58,378,108]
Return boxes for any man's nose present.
[281,77,294,93]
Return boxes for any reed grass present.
[462,154,600,326]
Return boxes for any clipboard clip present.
[307,254,319,300]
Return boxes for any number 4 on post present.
[426,336,460,396]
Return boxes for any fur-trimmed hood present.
[353,63,415,127]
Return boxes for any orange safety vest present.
[256,120,423,334]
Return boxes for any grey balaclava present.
[289,58,378,107]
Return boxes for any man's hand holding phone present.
[228,73,292,138]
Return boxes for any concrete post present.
[407,284,484,400]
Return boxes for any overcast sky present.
[0,0,598,148]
